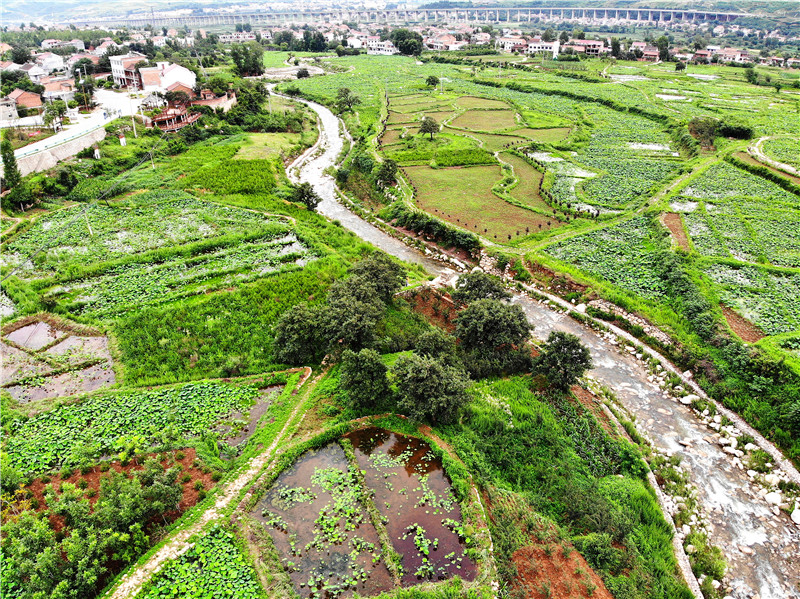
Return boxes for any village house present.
[150,105,201,132]
[526,39,560,59]
[66,53,101,72]
[19,63,47,83]
[497,36,526,53]
[190,89,237,112]
[109,51,147,87]
[93,39,120,57]
[642,46,660,61]
[0,61,22,72]
[8,88,43,111]
[0,96,19,120]
[470,32,491,45]
[42,78,76,103]
[367,40,400,55]
[137,62,196,93]
[562,39,606,57]
[34,52,65,73]
[219,32,257,43]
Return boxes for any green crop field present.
[406,164,560,240]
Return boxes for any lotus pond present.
[255,428,475,598]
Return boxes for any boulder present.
[791,503,800,525]
[764,491,782,505]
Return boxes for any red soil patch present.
[721,304,766,343]
[21,448,215,533]
[661,212,690,251]
[404,287,459,332]
[512,544,613,599]
[571,386,618,437]
[524,259,587,296]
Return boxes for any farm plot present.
[705,264,800,335]
[138,525,265,599]
[762,137,800,170]
[43,231,314,319]
[254,443,394,598]
[2,193,283,276]
[4,380,263,474]
[2,316,115,403]
[234,131,315,160]
[515,127,571,144]
[455,96,509,110]
[406,165,560,240]
[346,428,477,585]
[501,153,550,212]
[460,131,528,151]
[544,218,666,300]
[681,162,798,203]
[450,109,519,132]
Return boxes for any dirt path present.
[660,212,690,250]
[106,367,313,599]
[749,136,799,176]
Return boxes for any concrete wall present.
[3,127,106,178]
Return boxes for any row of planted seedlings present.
[238,416,494,598]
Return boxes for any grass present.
[501,153,550,212]
[406,164,558,241]
[234,131,315,160]
[450,109,519,132]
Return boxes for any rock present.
[723,446,737,455]
[682,524,691,536]
[683,393,700,403]
[576,302,587,313]
[719,437,731,445]
[765,491,782,505]
[747,470,758,478]
[714,414,722,424]
[764,474,780,487]
[683,370,693,378]
[740,545,753,555]
[685,544,696,554]
[744,443,757,452]
[679,396,693,406]
[791,504,800,525]
[729,437,738,450]
[711,579,721,589]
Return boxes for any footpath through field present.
[106,367,313,599]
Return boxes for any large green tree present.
[340,348,390,410]
[456,299,529,351]
[346,252,406,303]
[533,331,593,392]
[451,271,510,304]
[419,116,439,141]
[2,129,22,193]
[392,353,470,424]
[324,274,385,350]
[272,302,326,365]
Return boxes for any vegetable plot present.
[544,217,666,299]
[5,381,260,473]
[139,525,265,599]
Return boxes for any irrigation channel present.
[286,93,800,599]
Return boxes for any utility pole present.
[129,81,138,138]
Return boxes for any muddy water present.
[5,321,66,350]
[253,444,393,598]
[294,93,800,599]
[225,385,282,447]
[347,428,476,586]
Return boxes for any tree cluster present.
[2,458,183,598]
[230,41,265,77]
[273,252,407,364]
